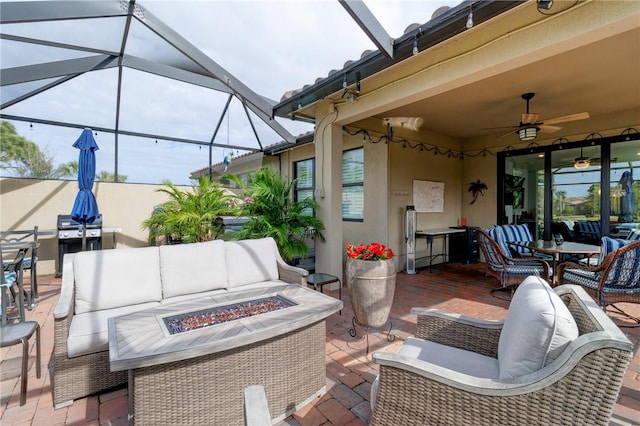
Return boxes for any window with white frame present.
[342,147,364,221]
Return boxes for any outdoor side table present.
[307,273,341,315]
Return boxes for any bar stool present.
[307,273,341,315]
[0,321,41,405]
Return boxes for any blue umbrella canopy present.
[71,128,100,225]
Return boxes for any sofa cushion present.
[68,301,161,357]
[498,276,578,379]
[225,238,280,288]
[370,336,499,409]
[74,247,163,314]
[627,229,640,241]
[159,240,228,299]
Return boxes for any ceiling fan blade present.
[521,113,539,124]
[498,129,517,138]
[539,124,562,133]
[543,112,590,125]
[479,125,519,131]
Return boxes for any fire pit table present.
[108,284,342,425]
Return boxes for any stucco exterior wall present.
[0,177,189,275]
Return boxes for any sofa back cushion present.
[74,247,162,314]
[159,240,228,299]
[225,237,280,288]
[498,276,578,379]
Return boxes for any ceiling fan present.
[484,92,590,140]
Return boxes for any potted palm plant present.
[227,167,325,263]
[143,177,238,244]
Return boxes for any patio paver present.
[1,263,638,425]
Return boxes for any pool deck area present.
[1,262,639,425]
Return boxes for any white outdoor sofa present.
[52,237,308,407]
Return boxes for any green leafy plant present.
[143,177,237,244]
[227,166,325,263]
[468,179,488,205]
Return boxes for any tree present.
[228,166,325,263]
[0,120,76,179]
[95,170,128,182]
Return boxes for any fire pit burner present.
[163,295,296,334]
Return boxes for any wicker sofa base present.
[129,321,327,425]
[53,314,127,407]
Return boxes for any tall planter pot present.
[346,258,397,328]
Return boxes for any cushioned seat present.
[369,277,633,425]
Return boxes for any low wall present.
[0,177,189,275]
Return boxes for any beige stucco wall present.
[0,177,191,275]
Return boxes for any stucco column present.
[314,102,343,280]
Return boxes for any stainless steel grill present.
[56,214,103,276]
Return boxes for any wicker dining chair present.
[558,239,640,324]
[475,228,550,292]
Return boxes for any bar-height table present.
[509,240,600,284]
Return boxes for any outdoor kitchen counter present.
[108,283,342,371]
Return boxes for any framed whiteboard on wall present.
[413,180,444,213]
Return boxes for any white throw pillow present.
[225,238,280,288]
[498,276,578,379]
[159,240,228,298]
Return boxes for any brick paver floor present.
[1,263,638,425]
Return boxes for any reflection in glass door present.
[504,153,544,238]
[610,140,640,236]
[551,146,601,244]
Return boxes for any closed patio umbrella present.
[618,170,634,223]
[70,128,100,251]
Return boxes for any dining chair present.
[1,245,28,324]
[558,238,640,325]
[475,228,550,293]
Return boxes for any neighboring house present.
[195,1,640,279]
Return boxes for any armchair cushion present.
[627,229,640,241]
[370,336,499,408]
[598,236,634,265]
[486,227,511,258]
[497,224,534,256]
[498,276,578,379]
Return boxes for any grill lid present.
[57,214,103,230]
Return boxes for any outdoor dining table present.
[509,240,601,285]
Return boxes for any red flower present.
[346,242,394,260]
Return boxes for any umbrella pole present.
[82,223,87,251]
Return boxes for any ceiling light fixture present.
[574,147,591,169]
[518,126,538,141]
[412,37,418,55]
[466,6,473,29]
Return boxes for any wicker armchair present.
[475,228,550,291]
[370,281,633,426]
[558,239,640,324]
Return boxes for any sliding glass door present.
[498,134,640,242]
